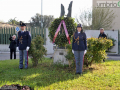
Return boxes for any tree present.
[76,8,116,30]
[8,17,19,25]
[29,13,54,28]
[0,20,5,23]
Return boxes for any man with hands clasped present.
[72,24,87,75]
[17,21,31,69]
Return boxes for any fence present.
[0,27,46,45]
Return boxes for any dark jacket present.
[17,31,31,50]
[9,37,17,49]
[98,32,107,39]
[72,32,87,51]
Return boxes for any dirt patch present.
[0,84,34,90]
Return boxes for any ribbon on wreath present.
[53,20,71,44]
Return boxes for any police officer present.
[17,21,31,69]
[72,24,87,75]
[9,35,17,59]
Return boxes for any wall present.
[44,28,54,54]
[85,30,118,54]
[0,44,9,52]
[93,0,120,30]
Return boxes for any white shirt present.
[21,30,26,33]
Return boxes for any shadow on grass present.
[0,58,99,89]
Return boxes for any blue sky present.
[0,0,92,23]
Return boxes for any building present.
[93,0,120,30]
[0,23,17,28]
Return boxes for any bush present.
[65,37,113,67]
[28,35,47,66]
[84,37,113,67]
[107,36,116,50]
[48,17,77,47]
[65,37,75,67]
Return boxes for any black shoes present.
[20,68,28,69]
[75,72,82,75]
[103,59,105,62]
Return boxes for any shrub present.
[28,35,47,66]
[84,37,113,66]
[65,37,75,67]
[107,36,116,50]
[65,37,113,68]
[48,17,77,47]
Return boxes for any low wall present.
[0,44,9,52]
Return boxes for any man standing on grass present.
[17,21,31,69]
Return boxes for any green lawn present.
[0,58,120,90]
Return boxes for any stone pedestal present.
[53,49,69,65]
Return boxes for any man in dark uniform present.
[98,28,107,39]
[98,28,107,62]
[9,35,17,59]
[17,21,31,69]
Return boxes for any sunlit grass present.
[0,59,120,90]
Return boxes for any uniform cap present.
[77,24,82,28]
[20,21,26,26]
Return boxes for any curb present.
[0,52,19,54]
[0,52,53,55]
[107,54,120,56]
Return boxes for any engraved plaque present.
[59,52,64,55]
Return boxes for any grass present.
[0,59,120,90]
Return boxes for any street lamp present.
[41,0,43,28]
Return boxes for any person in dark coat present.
[17,21,31,69]
[98,28,107,39]
[72,24,87,75]
[9,35,17,59]
[98,28,107,62]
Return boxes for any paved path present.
[0,52,120,60]
[0,52,18,60]
[0,52,53,60]
[107,55,120,60]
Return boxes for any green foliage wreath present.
[48,17,77,47]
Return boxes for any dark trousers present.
[10,49,16,59]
